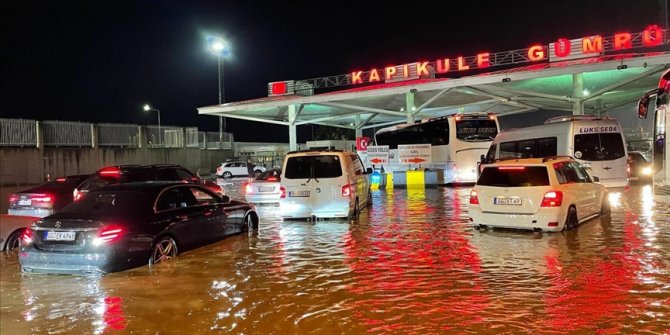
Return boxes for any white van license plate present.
[494,197,522,205]
[289,191,310,197]
[44,231,76,241]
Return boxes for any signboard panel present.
[398,144,432,164]
[366,145,389,165]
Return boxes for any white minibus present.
[483,116,628,188]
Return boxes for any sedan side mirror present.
[366,167,373,174]
[219,195,231,204]
[592,176,600,183]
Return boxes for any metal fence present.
[0,118,37,147]
[185,127,199,148]
[42,120,93,147]
[146,125,184,148]
[204,131,233,149]
[98,123,140,147]
[0,118,234,150]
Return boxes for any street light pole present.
[208,36,228,149]
[218,54,225,144]
[143,104,161,146]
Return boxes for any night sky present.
[2,0,665,142]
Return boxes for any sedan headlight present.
[642,166,652,175]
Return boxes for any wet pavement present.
[1,181,669,334]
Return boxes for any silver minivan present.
[279,150,371,219]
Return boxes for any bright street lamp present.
[207,36,229,146]
[143,104,161,146]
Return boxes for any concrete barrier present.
[383,169,445,188]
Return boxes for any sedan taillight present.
[93,225,125,246]
[469,190,479,205]
[540,191,563,207]
[245,183,253,194]
[20,228,33,246]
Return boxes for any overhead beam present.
[212,113,289,126]
[415,88,452,114]
[362,113,378,126]
[476,84,575,102]
[295,111,362,125]
[314,102,411,117]
[496,107,538,116]
[361,119,409,130]
[583,65,668,102]
[291,104,305,125]
[311,121,356,129]
[458,86,539,110]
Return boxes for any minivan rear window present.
[285,155,343,179]
[574,133,625,161]
[478,166,550,187]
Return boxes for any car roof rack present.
[544,115,613,124]
[541,155,574,162]
[286,149,344,155]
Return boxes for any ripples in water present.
[0,183,668,334]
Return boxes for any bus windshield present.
[456,119,498,141]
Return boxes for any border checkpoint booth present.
[198,25,670,188]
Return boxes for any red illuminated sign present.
[350,25,667,85]
[270,82,287,95]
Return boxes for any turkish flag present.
[356,137,370,151]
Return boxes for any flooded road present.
[1,182,669,334]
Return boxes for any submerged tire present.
[4,230,21,251]
[150,236,178,265]
[564,207,578,231]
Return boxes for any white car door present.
[570,162,599,218]
[236,163,247,176]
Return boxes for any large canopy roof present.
[198,54,670,131]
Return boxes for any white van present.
[279,150,371,219]
[483,116,628,188]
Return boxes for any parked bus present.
[483,116,629,188]
[638,69,670,204]
[374,113,499,184]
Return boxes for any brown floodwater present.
[1,182,669,334]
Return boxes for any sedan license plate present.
[258,186,275,193]
[18,199,31,206]
[494,197,522,206]
[44,231,76,241]
[289,191,310,197]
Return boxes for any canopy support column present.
[354,114,363,138]
[288,104,298,151]
[572,73,585,115]
[406,90,416,124]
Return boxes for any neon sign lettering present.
[350,25,666,85]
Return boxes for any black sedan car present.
[8,174,91,218]
[19,182,258,275]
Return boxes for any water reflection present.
[16,276,126,334]
[0,184,668,334]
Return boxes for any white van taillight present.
[342,185,352,197]
[469,190,479,205]
[280,187,286,199]
[541,191,563,207]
